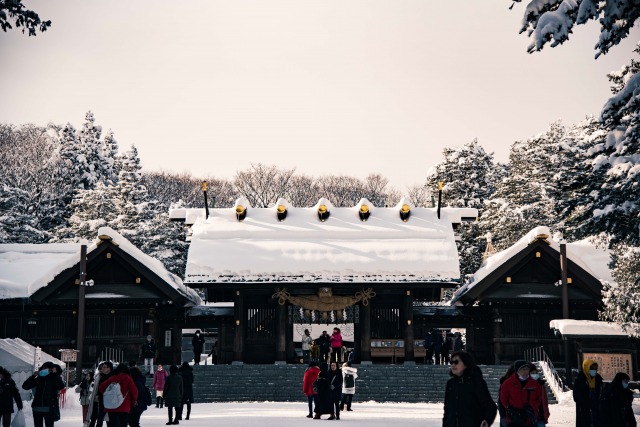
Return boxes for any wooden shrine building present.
[177,197,477,364]
[0,227,201,369]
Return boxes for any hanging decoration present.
[271,287,376,311]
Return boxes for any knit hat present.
[513,360,529,373]
[146,335,152,340]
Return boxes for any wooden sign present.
[582,353,633,381]
[59,349,78,362]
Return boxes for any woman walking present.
[340,361,358,412]
[573,359,604,427]
[153,364,169,408]
[75,371,94,424]
[328,361,343,420]
[0,366,23,427]
[178,362,194,421]
[98,364,138,427]
[529,365,550,426]
[500,360,544,426]
[163,365,183,425]
[22,362,65,427]
[302,361,320,418]
[313,363,333,420]
[443,351,496,427]
[601,372,635,427]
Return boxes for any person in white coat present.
[340,362,358,412]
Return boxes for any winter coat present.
[328,368,343,402]
[22,371,64,414]
[192,334,205,354]
[341,366,358,395]
[452,336,463,352]
[601,384,636,427]
[534,378,550,423]
[303,366,320,397]
[130,369,148,414]
[317,335,331,353]
[141,340,157,359]
[85,371,110,424]
[0,377,23,414]
[314,366,333,415]
[330,332,343,350]
[310,344,319,359]
[178,365,194,403]
[443,367,496,427]
[98,372,138,413]
[573,366,604,427]
[75,378,94,406]
[162,373,183,408]
[424,334,434,350]
[432,331,443,352]
[499,373,544,426]
[152,369,168,391]
[302,335,312,351]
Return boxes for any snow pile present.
[549,319,630,337]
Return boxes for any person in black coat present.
[0,366,23,427]
[600,372,636,427]
[191,331,205,365]
[316,332,331,364]
[328,361,343,420]
[22,362,65,427]
[432,329,443,365]
[178,363,194,421]
[573,359,604,427]
[313,363,333,420]
[443,351,497,427]
[128,367,148,427]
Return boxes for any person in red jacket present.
[500,360,544,426]
[529,364,550,426]
[302,361,321,418]
[330,328,343,364]
[98,364,138,427]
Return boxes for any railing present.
[524,346,567,403]
[91,347,125,372]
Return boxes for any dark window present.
[114,315,142,337]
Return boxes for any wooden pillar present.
[276,302,287,362]
[233,290,244,362]
[360,303,371,362]
[404,290,415,362]
[493,310,503,365]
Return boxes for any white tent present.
[0,338,64,399]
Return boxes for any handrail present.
[90,347,125,372]
[524,346,567,402]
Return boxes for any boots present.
[185,403,191,420]
[156,397,161,408]
[160,397,165,409]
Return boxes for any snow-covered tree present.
[0,0,51,36]
[101,130,120,185]
[136,211,189,277]
[424,139,498,277]
[600,243,640,335]
[78,111,104,189]
[0,184,47,243]
[113,145,150,233]
[63,183,118,240]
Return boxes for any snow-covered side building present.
[450,226,616,367]
[0,227,201,368]
[179,198,477,363]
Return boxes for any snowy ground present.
[13,389,640,426]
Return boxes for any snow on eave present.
[452,226,612,303]
[96,227,202,306]
[549,319,631,337]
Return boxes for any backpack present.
[344,373,355,388]
[103,382,128,409]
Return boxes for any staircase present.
[151,364,507,403]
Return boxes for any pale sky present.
[1,1,639,190]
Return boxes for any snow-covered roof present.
[0,228,201,305]
[185,201,465,284]
[452,226,612,301]
[549,319,630,337]
[0,338,64,372]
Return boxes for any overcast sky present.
[1,1,639,191]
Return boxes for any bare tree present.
[318,175,365,207]
[233,163,295,207]
[285,174,321,207]
[407,184,433,207]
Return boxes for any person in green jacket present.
[162,365,183,425]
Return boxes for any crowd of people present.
[1,331,638,427]
[423,329,464,365]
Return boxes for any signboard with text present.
[582,353,633,381]
[59,349,78,362]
